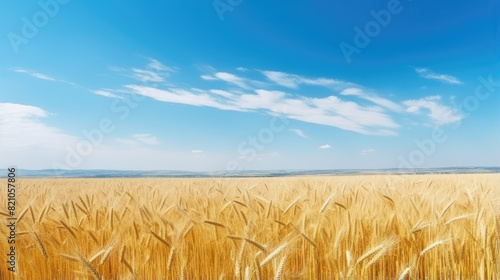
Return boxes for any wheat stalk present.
[397,266,412,280]
[275,255,287,280]
[99,244,115,265]
[260,242,288,267]
[245,238,268,253]
[77,252,101,280]
[319,192,336,213]
[33,231,48,260]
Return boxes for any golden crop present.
[1,174,499,279]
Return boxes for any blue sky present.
[1,0,499,171]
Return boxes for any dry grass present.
[1,174,499,279]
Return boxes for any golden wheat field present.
[1,174,499,279]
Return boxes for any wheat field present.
[1,174,499,279]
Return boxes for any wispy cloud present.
[116,134,159,147]
[319,144,332,149]
[361,148,375,155]
[415,67,463,85]
[107,63,478,136]
[126,85,399,135]
[214,72,250,89]
[133,134,159,145]
[132,68,166,83]
[13,61,403,136]
[403,95,463,125]
[236,67,248,72]
[209,89,236,99]
[125,85,243,111]
[92,90,123,99]
[201,74,218,81]
[340,88,403,112]
[147,58,177,72]
[13,67,91,91]
[111,59,175,83]
[191,150,205,157]
[289,128,308,138]
[261,70,357,90]
[13,68,56,81]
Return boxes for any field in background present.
[1,174,499,279]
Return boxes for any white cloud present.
[415,67,463,85]
[214,72,249,89]
[116,66,416,135]
[209,89,236,99]
[261,71,356,90]
[0,103,77,150]
[361,149,375,155]
[111,59,175,83]
[13,68,56,81]
[125,85,243,111]
[319,144,332,149]
[147,59,176,72]
[308,96,399,130]
[13,68,81,88]
[340,88,403,112]
[403,96,463,125]
[236,90,285,109]
[236,67,248,72]
[92,90,123,99]
[191,150,203,154]
[288,128,308,138]
[133,134,159,145]
[201,75,218,81]
[132,68,165,83]
[262,71,298,88]
[126,84,400,135]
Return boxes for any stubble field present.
[1,174,499,279]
